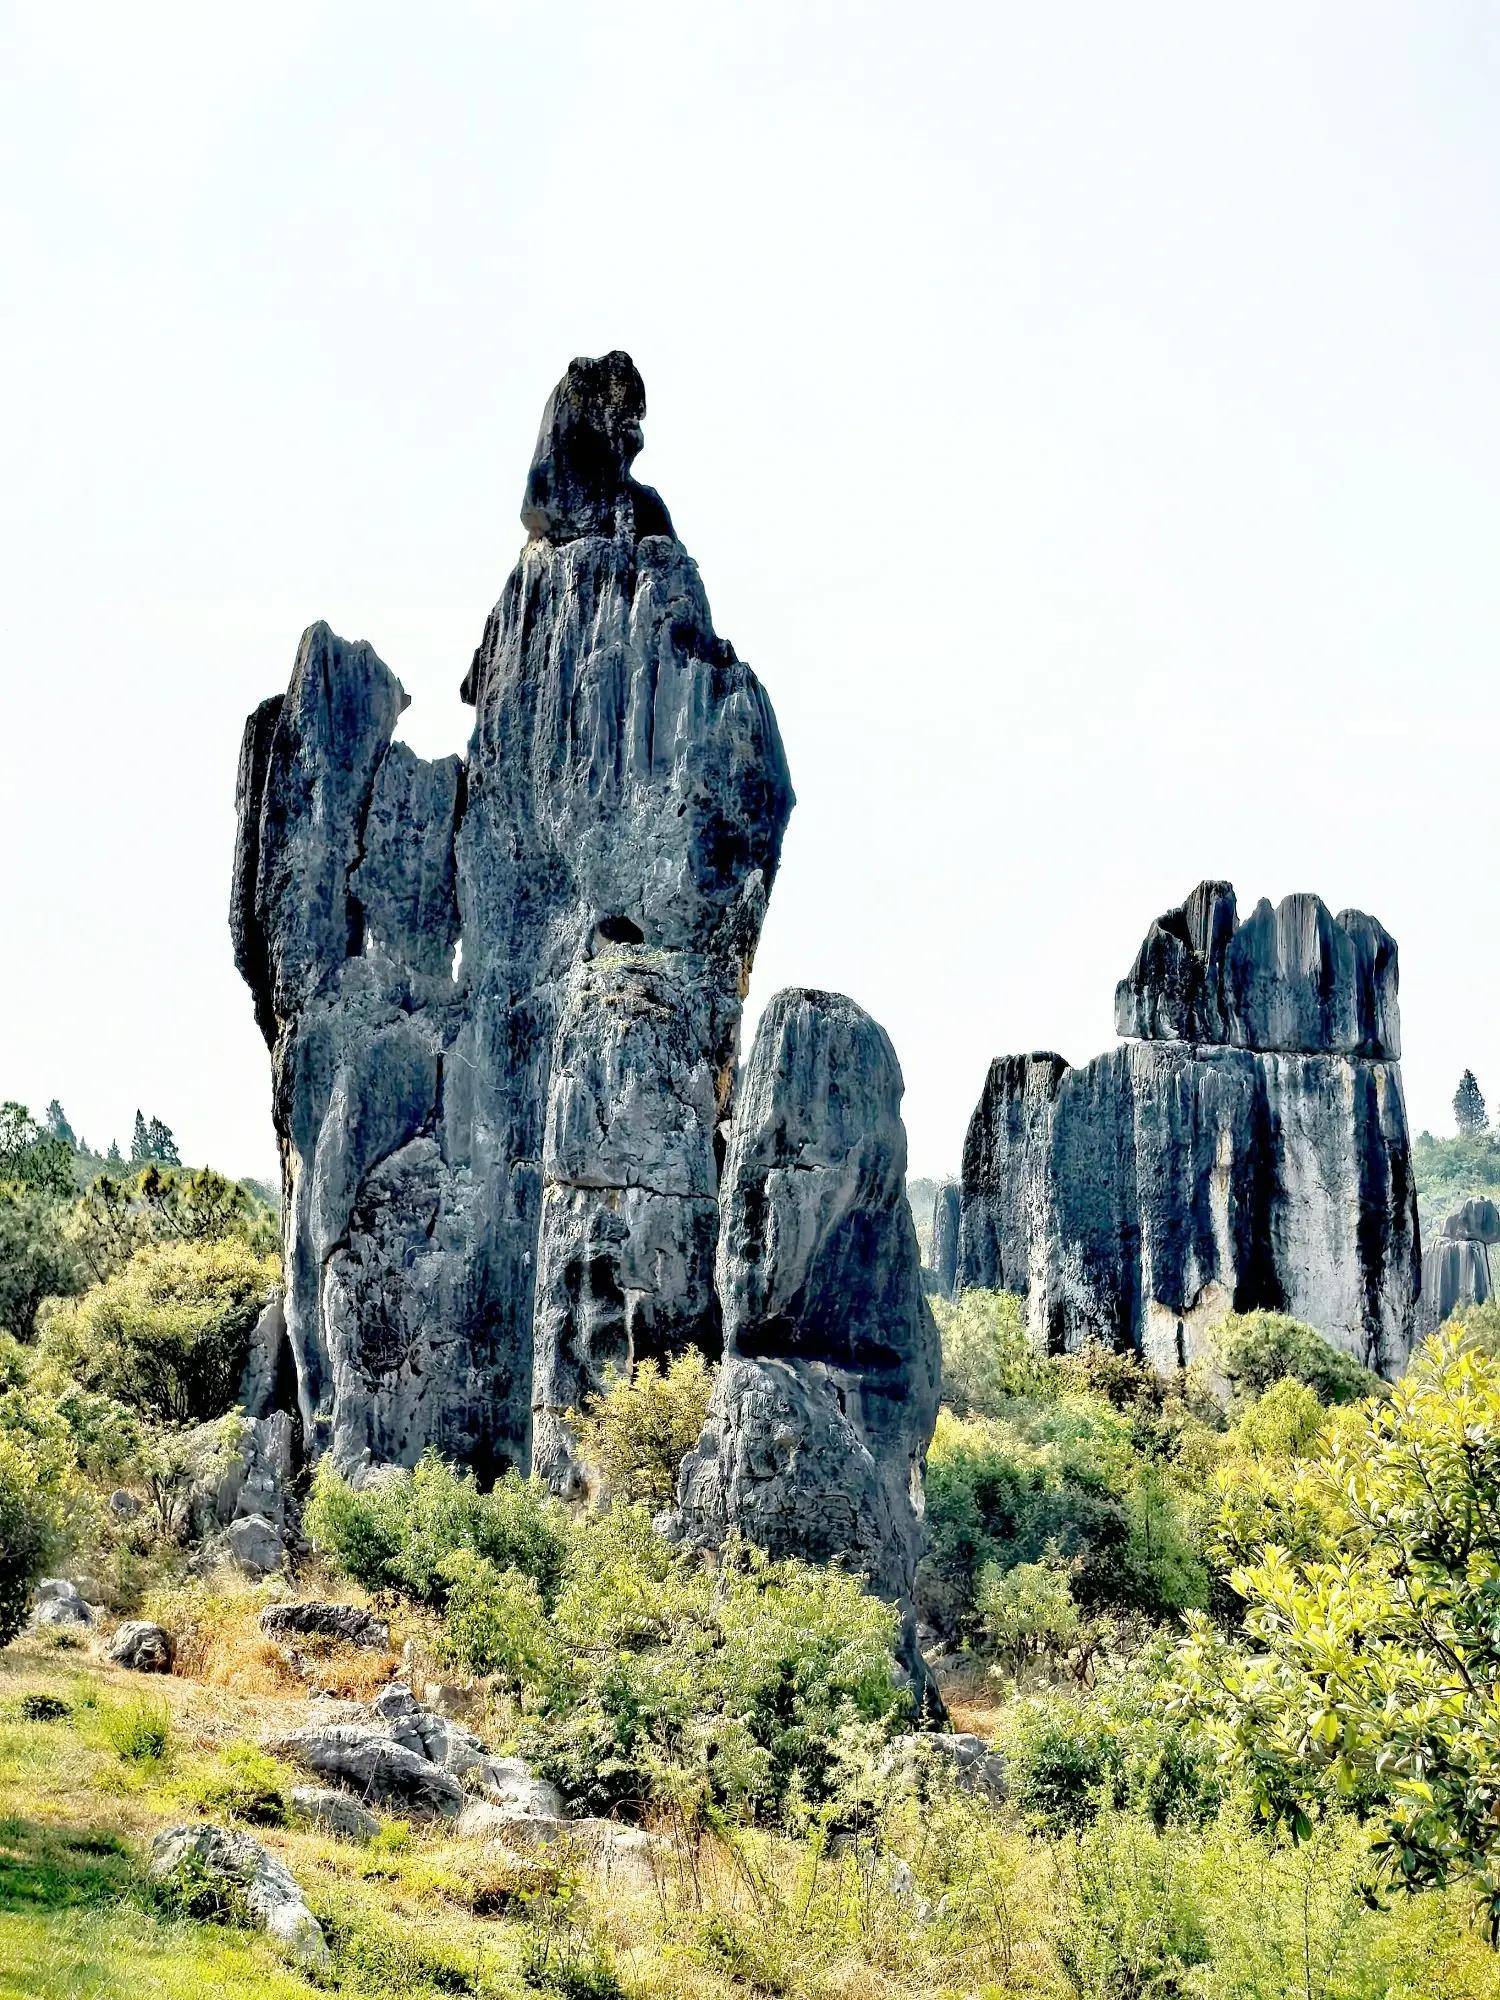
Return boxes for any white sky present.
[2,2,1497,1181]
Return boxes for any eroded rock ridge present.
[958,881,1419,1375]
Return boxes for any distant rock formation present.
[930,1181,961,1299]
[673,990,941,1669]
[958,882,1419,1376]
[233,353,793,1481]
[1417,1197,1499,1335]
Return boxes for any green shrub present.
[1213,1310,1376,1407]
[0,1397,83,1645]
[95,1693,171,1762]
[41,1238,278,1423]
[574,1350,713,1508]
[0,1188,81,1342]
[305,1454,571,1609]
[932,1288,1055,1417]
[976,1557,1081,1674]
[436,1551,557,1688]
[192,1742,287,1825]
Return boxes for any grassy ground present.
[6,1618,1500,2000]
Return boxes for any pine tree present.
[44,1100,77,1149]
[130,1110,151,1163]
[106,1139,123,1165]
[1454,1069,1487,1138]
[145,1116,181,1166]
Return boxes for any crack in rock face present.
[231,353,794,1485]
[957,880,1420,1378]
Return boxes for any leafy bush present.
[932,1288,1054,1417]
[436,1552,556,1688]
[0,1393,85,1645]
[574,1350,713,1508]
[305,1454,571,1609]
[68,1165,279,1286]
[191,1741,287,1825]
[1172,1328,1500,1932]
[41,1239,278,1423]
[920,1397,1206,1641]
[0,1190,80,1342]
[1213,1310,1376,1407]
[976,1557,1081,1674]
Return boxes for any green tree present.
[575,1350,714,1508]
[1454,1070,1487,1138]
[1171,1328,1500,1933]
[106,1139,123,1165]
[0,1102,75,1199]
[1212,1311,1376,1407]
[146,1117,181,1166]
[0,1392,84,1645]
[0,1192,80,1341]
[41,1238,278,1423]
[44,1101,77,1150]
[130,1111,151,1163]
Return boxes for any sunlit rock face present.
[232,353,793,1479]
[672,990,942,1671]
[1417,1198,1500,1336]
[958,882,1419,1377]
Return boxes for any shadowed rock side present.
[959,883,1419,1376]
[673,990,941,1670]
[232,354,793,1480]
[930,1181,961,1299]
[1417,1198,1499,1335]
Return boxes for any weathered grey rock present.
[673,990,941,1669]
[106,1489,141,1521]
[1443,1197,1500,1244]
[1115,881,1401,1059]
[259,1602,390,1652]
[881,1730,1007,1805]
[518,349,674,546]
[930,1181,961,1299]
[270,1722,464,1818]
[150,1824,329,1972]
[186,1412,293,1550]
[289,1785,380,1841]
[1417,1199,1499,1335]
[31,1579,98,1628]
[225,1512,285,1577]
[960,884,1419,1376]
[106,1620,173,1673]
[238,1291,293,1421]
[469,1755,566,1822]
[232,354,792,1483]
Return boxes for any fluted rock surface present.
[1115,881,1400,1059]
[1417,1198,1499,1335]
[233,354,793,1479]
[673,991,941,1655]
[959,883,1419,1375]
[930,1181,961,1299]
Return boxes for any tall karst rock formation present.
[1417,1197,1498,1335]
[232,353,794,1484]
[957,881,1420,1375]
[673,990,942,1667]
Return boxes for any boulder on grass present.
[32,1579,98,1629]
[106,1621,174,1674]
[150,1823,329,1972]
[880,1731,1006,1805]
[290,1785,380,1841]
[270,1723,463,1818]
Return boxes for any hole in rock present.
[595,914,645,947]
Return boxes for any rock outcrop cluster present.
[233,353,793,1487]
[958,883,1420,1375]
[672,990,941,1664]
[1417,1197,1498,1335]
[233,354,938,1643]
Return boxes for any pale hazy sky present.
[3,2,1497,1180]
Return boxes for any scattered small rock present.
[106,1621,175,1675]
[107,1489,142,1520]
[290,1785,380,1841]
[150,1823,330,1972]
